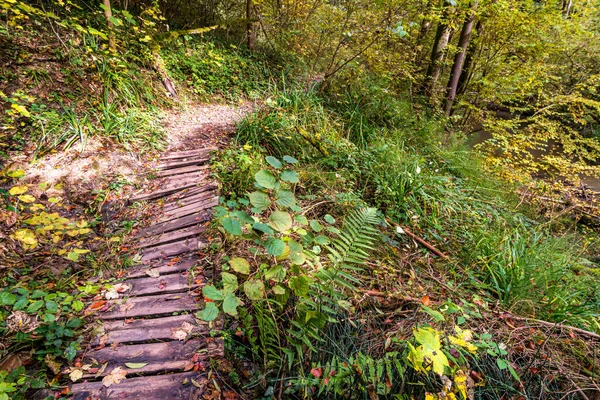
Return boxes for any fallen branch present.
[507,314,600,340]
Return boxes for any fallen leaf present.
[145,268,160,278]
[125,362,148,369]
[44,354,61,375]
[172,321,195,340]
[69,368,84,382]
[310,367,322,378]
[89,301,107,310]
[421,295,431,306]
[102,366,127,387]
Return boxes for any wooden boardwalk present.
[71,147,220,399]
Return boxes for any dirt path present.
[69,103,251,399]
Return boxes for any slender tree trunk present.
[456,20,482,100]
[563,0,573,17]
[443,1,478,115]
[421,9,452,99]
[247,0,256,50]
[102,0,116,51]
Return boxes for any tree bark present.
[102,0,116,51]
[247,0,256,50]
[456,20,482,100]
[420,2,453,99]
[443,1,478,115]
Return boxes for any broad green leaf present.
[255,170,277,189]
[283,155,298,164]
[230,257,250,274]
[273,284,286,295]
[45,301,58,313]
[294,215,308,225]
[264,265,286,282]
[289,276,309,296]
[269,211,292,232]
[27,300,44,313]
[243,279,265,301]
[222,293,243,316]
[290,251,306,265]
[275,189,296,207]
[248,191,270,212]
[265,238,285,256]
[231,210,254,224]
[265,156,282,169]
[72,300,84,312]
[0,292,16,306]
[197,302,219,321]
[280,170,299,183]
[222,218,242,236]
[310,220,323,232]
[252,222,274,235]
[324,214,335,224]
[202,285,224,301]
[222,272,238,294]
[314,235,330,245]
[421,305,445,322]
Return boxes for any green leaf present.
[280,170,299,183]
[66,252,80,261]
[283,155,298,164]
[324,214,335,224]
[45,301,58,313]
[421,305,445,322]
[289,276,309,296]
[290,252,306,265]
[13,296,28,310]
[265,238,285,256]
[26,300,44,313]
[230,257,250,274]
[222,272,238,294]
[275,189,296,207]
[222,293,243,316]
[197,302,219,321]
[255,170,277,189]
[0,292,16,306]
[72,300,84,312]
[248,191,270,212]
[253,223,274,235]
[231,210,254,224]
[310,220,323,232]
[273,284,286,295]
[264,265,286,282]
[243,279,265,301]
[202,285,224,301]
[294,215,308,225]
[125,363,148,369]
[314,235,330,245]
[269,211,293,232]
[222,218,242,236]
[265,156,282,169]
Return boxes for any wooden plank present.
[156,196,218,223]
[160,190,216,213]
[137,210,211,238]
[71,371,204,400]
[81,339,222,378]
[140,237,207,262]
[127,257,199,279]
[137,226,206,250]
[156,164,209,178]
[157,156,211,171]
[129,172,208,203]
[99,293,200,320]
[94,314,208,345]
[126,273,199,296]
[161,147,216,160]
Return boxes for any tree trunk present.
[421,12,452,98]
[102,0,116,51]
[246,0,256,50]
[564,0,573,17]
[456,20,482,100]
[443,1,478,115]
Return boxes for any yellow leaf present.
[18,194,35,203]
[76,220,88,228]
[9,186,28,195]
[67,230,79,237]
[14,229,37,247]
[11,103,30,117]
[79,228,91,235]
[454,370,467,400]
[69,368,83,382]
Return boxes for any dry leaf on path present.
[171,321,195,340]
[145,268,160,278]
[102,366,127,387]
[69,368,84,382]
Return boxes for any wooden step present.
[156,196,218,223]
[126,273,200,296]
[156,164,209,178]
[138,226,206,250]
[99,293,200,320]
[127,257,199,279]
[71,371,205,400]
[160,190,217,213]
[94,314,209,345]
[161,147,216,160]
[129,172,209,203]
[140,237,207,262]
[157,155,211,171]
[137,210,211,238]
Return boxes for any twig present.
[507,314,600,340]
[401,227,450,260]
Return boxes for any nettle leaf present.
[230,257,250,274]
[253,222,275,235]
[202,285,224,301]
[255,170,277,189]
[222,218,242,236]
[197,302,219,321]
[265,156,282,169]
[248,191,270,212]
[275,189,296,207]
[222,272,238,294]
[289,276,309,296]
[27,300,44,313]
[0,292,16,306]
[269,211,293,232]
[283,155,298,164]
[222,293,243,316]
[265,238,285,256]
[280,170,299,183]
[244,279,265,301]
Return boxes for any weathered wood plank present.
[156,164,209,178]
[157,156,211,171]
[126,273,199,296]
[129,172,208,203]
[127,257,199,279]
[157,196,218,224]
[94,314,208,345]
[137,210,211,238]
[161,147,216,160]
[99,293,200,320]
[71,371,204,400]
[140,237,207,262]
[160,190,216,213]
[137,226,206,250]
